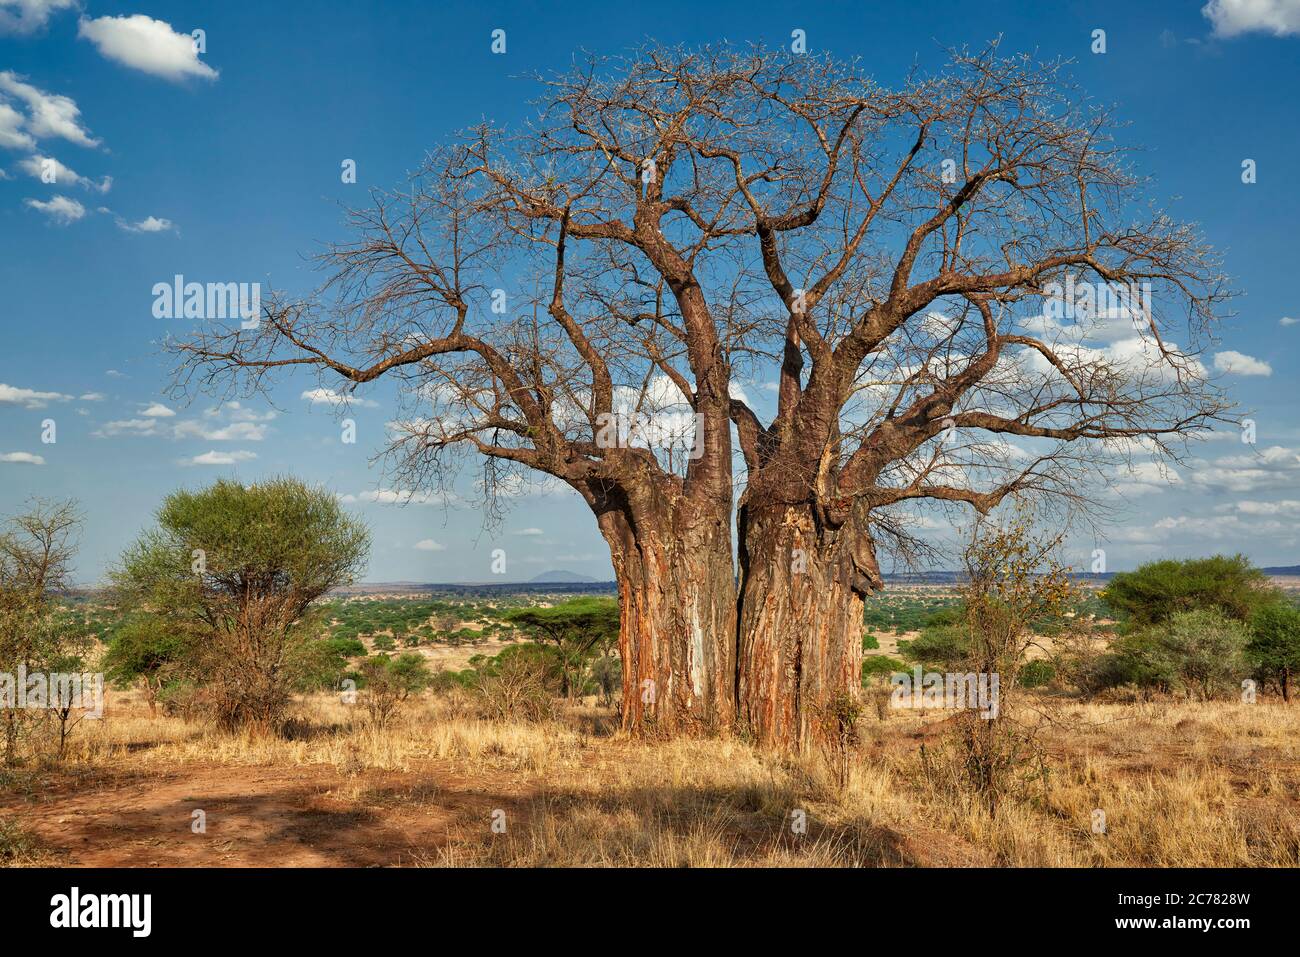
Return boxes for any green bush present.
[1018,660,1055,688]
[861,655,905,683]
[899,624,969,670]
[1099,609,1249,699]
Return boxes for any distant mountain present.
[530,570,599,583]
[1262,565,1300,577]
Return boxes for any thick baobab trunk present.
[736,502,881,751]
[598,501,736,736]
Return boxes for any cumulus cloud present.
[0,451,45,465]
[0,101,34,150]
[0,382,71,408]
[173,420,269,441]
[1112,461,1182,497]
[209,401,275,423]
[96,402,274,441]
[183,450,256,466]
[354,488,454,506]
[1214,350,1272,376]
[117,215,175,233]
[302,387,378,408]
[16,154,110,192]
[24,194,85,223]
[0,72,99,147]
[1280,316,1299,326]
[413,539,446,552]
[1203,0,1300,37]
[93,417,161,437]
[1188,445,1300,493]
[0,0,75,35]
[476,473,572,500]
[78,15,218,82]
[1219,499,1300,517]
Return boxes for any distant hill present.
[1262,565,1300,577]
[529,570,599,583]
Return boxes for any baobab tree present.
[168,43,1230,749]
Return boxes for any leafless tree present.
[0,500,80,765]
[168,43,1230,749]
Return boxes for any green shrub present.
[861,655,905,683]
[1018,660,1055,688]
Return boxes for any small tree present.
[505,598,619,700]
[359,653,431,729]
[1114,609,1249,700]
[1247,604,1300,702]
[102,614,197,716]
[112,478,370,735]
[0,500,80,766]
[946,509,1077,812]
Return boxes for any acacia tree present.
[506,597,620,699]
[113,478,370,734]
[168,44,1229,748]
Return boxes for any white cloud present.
[1188,445,1300,493]
[514,527,544,536]
[24,195,85,224]
[209,401,275,423]
[173,420,269,441]
[476,473,572,499]
[94,418,160,437]
[78,15,218,82]
[1112,461,1182,497]
[118,215,174,233]
[97,402,275,441]
[0,0,75,35]
[105,369,126,378]
[356,488,453,506]
[184,450,257,466]
[413,539,446,552]
[0,72,99,147]
[1280,316,1298,326]
[0,101,34,150]
[79,392,104,401]
[1214,350,1272,376]
[302,387,378,408]
[1220,499,1300,517]
[0,451,44,465]
[0,382,71,408]
[16,154,110,192]
[1203,0,1300,37]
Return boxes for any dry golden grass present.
[5,688,1299,867]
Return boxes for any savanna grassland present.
[3,585,1298,869]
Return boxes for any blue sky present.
[1,0,1298,583]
